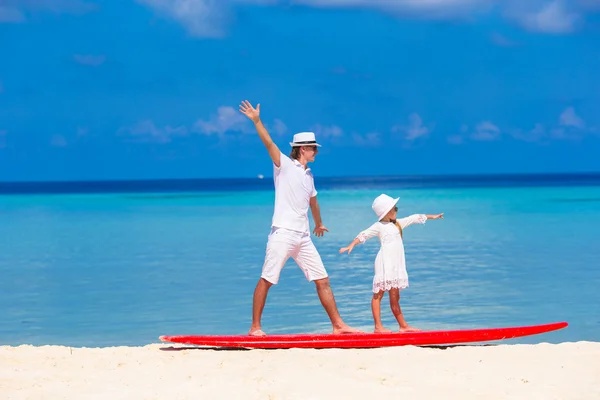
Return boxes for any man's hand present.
[313,225,329,237]
[239,100,260,123]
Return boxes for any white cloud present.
[294,0,492,18]
[525,123,546,141]
[559,106,585,129]
[136,0,277,38]
[550,106,588,139]
[293,123,383,147]
[136,0,598,37]
[406,113,431,140]
[451,106,593,144]
[193,106,252,135]
[119,120,188,143]
[119,105,289,144]
[2,0,594,36]
[269,118,287,135]
[303,0,586,33]
[514,0,580,34]
[352,131,381,147]
[471,121,501,141]
[306,125,384,147]
[136,0,231,38]
[508,123,547,142]
[392,113,432,141]
[305,124,382,147]
[448,121,500,143]
[311,124,343,139]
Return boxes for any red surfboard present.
[159,321,568,349]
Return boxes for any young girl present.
[339,193,443,333]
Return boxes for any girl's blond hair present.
[393,219,403,238]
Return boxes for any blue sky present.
[0,0,599,181]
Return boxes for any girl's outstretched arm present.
[339,238,361,254]
[397,213,444,229]
[339,223,380,254]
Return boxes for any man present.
[239,100,361,336]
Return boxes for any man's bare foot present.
[248,328,266,336]
[399,326,421,333]
[332,325,363,334]
[374,327,393,333]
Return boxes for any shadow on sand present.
[158,343,498,352]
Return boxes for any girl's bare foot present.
[374,326,392,333]
[399,326,421,333]
[248,328,266,336]
[333,325,363,334]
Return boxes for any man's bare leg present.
[249,278,272,336]
[314,277,362,334]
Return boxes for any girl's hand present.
[430,213,444,219]
[339,246,354,254]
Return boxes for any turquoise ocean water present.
[0,175,599,347]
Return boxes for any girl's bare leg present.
[389,288,420,332]
[372,291,392,333]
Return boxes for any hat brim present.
[378,197,400,221]
[290,142,322,147]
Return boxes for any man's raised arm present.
[239,100,281,168]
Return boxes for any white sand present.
[1,341,599,399]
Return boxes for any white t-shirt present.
[271,152,317,234]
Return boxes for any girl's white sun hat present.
[372,194,400,221]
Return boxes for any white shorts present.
[261,227,328,285]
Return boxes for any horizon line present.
[2,170,600,185]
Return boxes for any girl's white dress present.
[356,214,428,293]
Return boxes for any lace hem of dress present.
[372,279,409,293]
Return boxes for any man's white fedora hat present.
[290,131,322,147]
[372,194,400,221]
